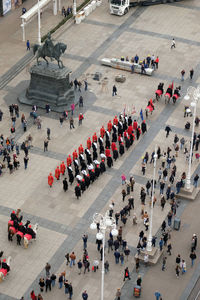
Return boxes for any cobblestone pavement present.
[0,0,200,300]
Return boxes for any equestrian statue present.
[33,33,67,68]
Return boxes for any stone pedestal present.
[135,247,163,265]
[18,62,77,112]
[176,186,200,201]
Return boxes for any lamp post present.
[73,0,76,16]
[90,210,118,300]
[184,85,200,190]
[146,146,157,252]
[37,0,41,45]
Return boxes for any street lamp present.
[146,146,157,252]
[90,210,118,300]
[184,85,200,190]
[37,0,41,45]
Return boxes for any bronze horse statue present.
[33,42,67,68]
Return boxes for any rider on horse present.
[43,33,54,58]
[1,259,10,273]
[26,225,36,239]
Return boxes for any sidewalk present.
[137,196,200,299]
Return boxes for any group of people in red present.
[47,112,148,200]
[155,81,181,104]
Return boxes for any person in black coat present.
[113,149,119,161]
[125,137,130,150]
[95,165,101,177]
[81,179,86,193]
[100,160,106,173]
[107,155,113,168]
[63,178,68,192]
[119,143,125,156]
[84,174,90,188]
[89,170,96,183]
[141,121,147,134]
[112,132,117,142]
[75,184,81,199]
[93,151,98,161]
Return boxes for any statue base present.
[18,62,77,112]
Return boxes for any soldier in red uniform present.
[73,150,78,161]
[105,147,111,157]
[55,167,60,180]
[133,120,138,131]
[127,125,133,136]
[78,144,84,155]
[111,142,117,152]
[67,155,72,167]
[100,126,105,138]
[60,161,66,175]
[92,132,97,143]
[87,138,92,150]
[107,120,112,132]
[113,115,118,126]
[48,173,54,187]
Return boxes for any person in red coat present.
[124,130,128,138]
[113,115,118,126]
[55,166,60,180]
[48,173,54,187]
[105,147,111,157]
[111,142,116,152]
[60,161,66,175]
[30,291,37,300]
[127,125,133,136]
[107,120,112,132]
[92,132,97,142]
[133,120,138,130]
[78,144,84,155]
[100,126,105,138]
[87,138,92,149]
[73,150,78,160]
[67,155,72,166]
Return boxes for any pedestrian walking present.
[58,273,64,289]
[159,238,164,251]
[45,263,51,276]
[165,125,172,137]
[175,265,180,278]
[162,256,167,271]
[82,234,88,250]
[167,243,172,255]
[181,69,185,81]
[116,288,121,300]
[123,267,131,281]
[181,259,186,274]
[82,290,88,300]
[190,251,197,267]
[155,291,162,300]
[68,282,73,299]
[44,139,48,152]
[45,277,52,292]
[171,38,176,49]
[114,250,120,264]
[79,113,84,126]
[30,291,37,300]
[65,253,70,265]
[70,117,75,129]
[104,260,109,273]
[120,253,124,265]
[69,252,76,267]
[77,260,83,274]
[50,273,56,287]
[135,257,140,272]
[24,155,29,169]
[190,68,194,80]
[112,85,117,96]
[193,174,199,188]
[39,278,45,292]
[26,40,30,50]
[47,128,51,140]
[64,279,69,294]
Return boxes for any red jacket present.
[92,133,97,142]
[111,142,116,152]
[107,121,112,132]
[105,148,111,157]
[87,138,92,149]
[73,150,78,160]
[133,121,138,130]
[113,116,118,125]
[60,162,66,175]
[78,145,84,155]
[48,174,54,186]
[67,155,72,166]
[55,167,60,179]
[100,126,105,138]
[127,125,133,136]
